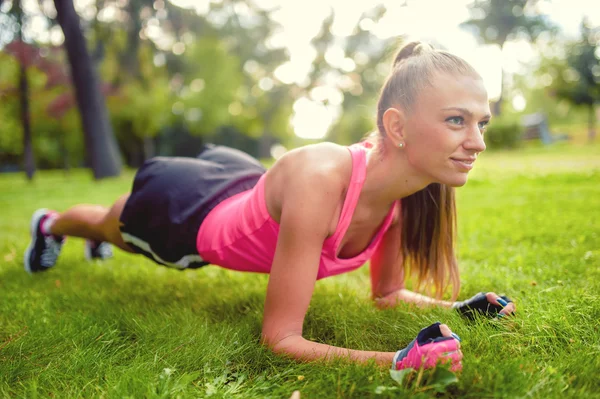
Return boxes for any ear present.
[382,107,406,146]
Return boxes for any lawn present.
[1,141,599,398]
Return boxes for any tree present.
[305,5,395,144]
[209,0,294,158]
[54,0,122,179]
[551,20,600,142]
[4,0,35,180]
[461,0,553,116]
[84,0,293,160]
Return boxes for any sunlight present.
[291,97,334,140]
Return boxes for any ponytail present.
[374,41,479,300]
[401,184,459,300]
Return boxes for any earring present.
[398,142,405,148]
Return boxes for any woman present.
[24,42,515,372]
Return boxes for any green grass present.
[1,142,599,398]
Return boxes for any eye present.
[446,116,464,125]
[478,120,490,132]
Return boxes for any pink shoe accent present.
[40,211,59,236]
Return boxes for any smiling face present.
[401,72,491,187]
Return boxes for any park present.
[1,0,599,397]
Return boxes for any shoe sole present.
[24,208,49,274]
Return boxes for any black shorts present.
[119,145,266,269]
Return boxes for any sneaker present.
[24,209,65,273]
[84,240,113,260]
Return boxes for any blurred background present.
[0,0,598,180]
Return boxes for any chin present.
[449,180,468,187]
[438,173,469,187]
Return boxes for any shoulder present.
[278,142,351,172]
[273,142,352,187]
[265,142,353,222]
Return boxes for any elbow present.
[261,330,303,355]
[373,288,404,309]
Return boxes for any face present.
[402,72,490,187]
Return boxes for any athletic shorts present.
[119,145,266,269]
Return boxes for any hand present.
[392,322,463,372]
[452,292,516,319]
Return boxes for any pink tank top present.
[196,143,398,280]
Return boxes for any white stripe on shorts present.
[121,232,205,269]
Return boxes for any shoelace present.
[41,236,62,267]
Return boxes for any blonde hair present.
[375,41,481,300]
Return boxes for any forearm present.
[269,334,395,367]
[375,288,454,309]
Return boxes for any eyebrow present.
[442,107,492,120]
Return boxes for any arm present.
[369,223,515,315]
[369,220,454,309]
[261,168,395,366]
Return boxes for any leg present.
[25,194,134,273]
[50,194,134,253]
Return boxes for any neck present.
[361,143,432,208]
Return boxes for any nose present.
[464,125,486,153]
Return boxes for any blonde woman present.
[25,41,515,371]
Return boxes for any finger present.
[439,324,452,338]
[486,292,502,306]
[290,391,301,399]
[439,324,461,348]
[450,360,463,372]
[441,349,463,362]
[499,302,516,316]
[439,350,463,369]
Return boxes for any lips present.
[450,157,475,171]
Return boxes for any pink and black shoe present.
[392,322,462,372]
[84,240,113,261]
[24,209,65,273]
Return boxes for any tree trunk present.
[589,104,596,142]
[125,0,142,79]
[20,63,35,180]
[16,0,34,180]
[258,131,274,159]
[60,120,70,174]
[54,0,122,179]
[142,136,155,160]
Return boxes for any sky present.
[6,0,599,139]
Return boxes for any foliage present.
[0,47,85,169]
[550,20,600,140]
[525,20,600,143]
[484,118,523,149]
[179,37,243,135]
[0,54,21,162]
[1,0,593,172]
[461,0,552,47]
[511,66,587,127]
[1,0,301,166]
[308,5,395,145]
[461,0,555,115]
